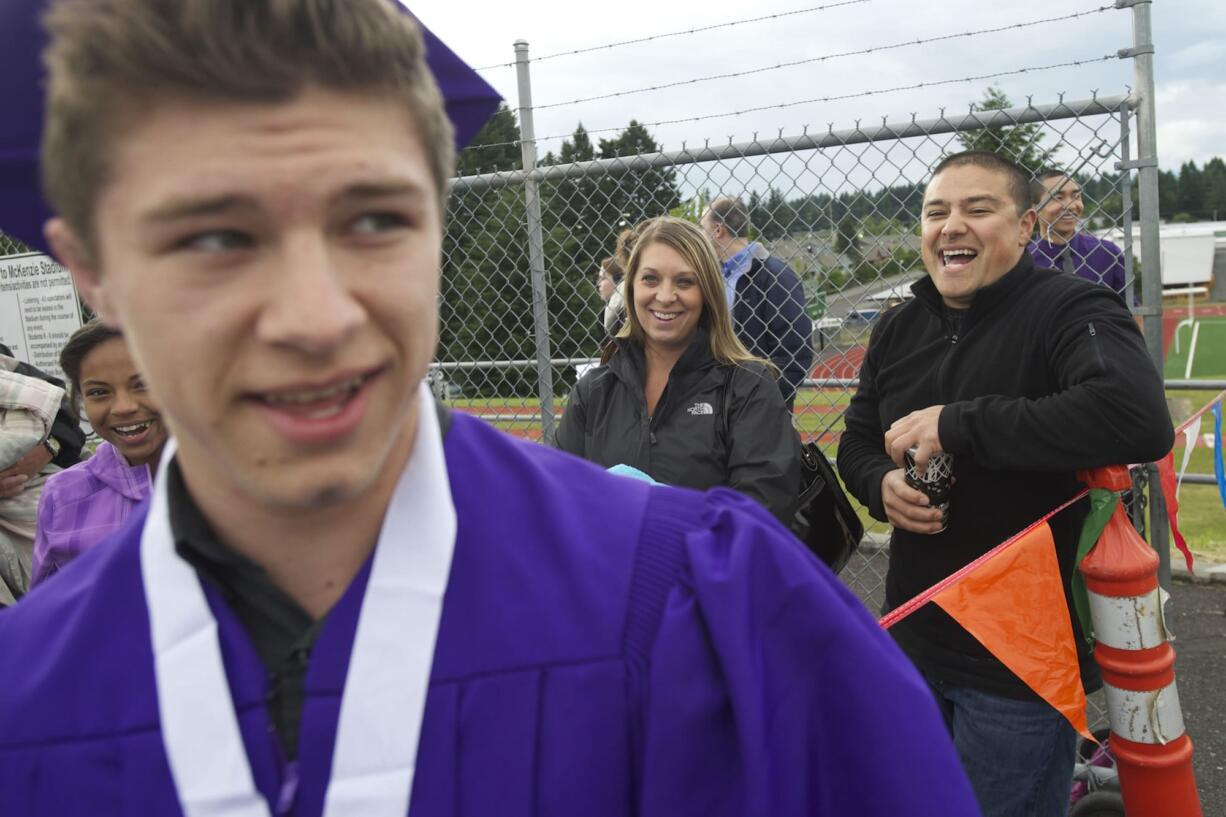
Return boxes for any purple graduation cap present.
[0,1,502,253]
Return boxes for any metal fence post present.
[1146,462,1172,589]
[514,39,557,444]
[1117,100,1135,308]
[1122,0,1170,585]
[1125,0,1162,367]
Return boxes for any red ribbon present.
[1156,452,1195,574]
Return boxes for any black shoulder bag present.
[721,366,863,573]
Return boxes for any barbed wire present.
[473,0,871,71]
[459,54,1123,156]
[533,4,1117,112]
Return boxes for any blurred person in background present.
[1028,168,1130,303]
[701,195,813,409]
[31,320,167,585]
[595,255,625,339]
[557,216,801,524]
[0,341,86,490]
[0,355,73,605]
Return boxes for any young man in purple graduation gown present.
[0,1,981,815]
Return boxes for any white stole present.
[141,383,457,817]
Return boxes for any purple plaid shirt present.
[30,442,151,587]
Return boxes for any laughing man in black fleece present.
[837,150,1173,817]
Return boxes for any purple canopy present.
[0,1,502,253]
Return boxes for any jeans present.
[928,680,1078,817]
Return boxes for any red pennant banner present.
[1156,453,1195,574]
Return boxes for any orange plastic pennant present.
[933,522,1092,740]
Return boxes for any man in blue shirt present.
[700,196,813,408]
[1028,169,1131,303]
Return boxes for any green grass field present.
[1166,316,1226,379]
[450,390,855,442]
[453,387,1224,560]
[1165,389,1226,561]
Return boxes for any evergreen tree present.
[1157,169,1179,219]
[956,86,1059,175]
[559,124,596,163]
[1175,161,1204,218]
[455,104,522,176]
[543,123,613,358]
[756,188,790,240]
[747,190,766,235]
[835,215,863,257]
[441,105,537,396]
[1201,157,1226,220]
[548,124,604,272]
[443,104,598,398]
[597,121,682,224]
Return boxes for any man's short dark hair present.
[707,196,751,238]
[931,151,1032,215]
[1031,167,1073,206]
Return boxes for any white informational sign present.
[0,252,83,383]
[1098,223,1221,286]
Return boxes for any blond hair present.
[41,0,455,254]
[618,216,773,372]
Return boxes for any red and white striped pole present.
[1079,466,1202,817]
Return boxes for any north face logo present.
[687,402,714,416]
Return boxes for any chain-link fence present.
[0,233,32,257]
[0,94,1154,622]
[438,93,1143,613]
[0,31,1168,748]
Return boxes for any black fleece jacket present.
[556,331,801,524]
[837,253,1173,698]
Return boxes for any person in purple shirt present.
[0,2,980,815]
[30,319,167,585]
[1028,168,1132,302]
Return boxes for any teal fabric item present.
[608,464,660,485]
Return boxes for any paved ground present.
[1168,579,1225,817]
[842,548,1224,815]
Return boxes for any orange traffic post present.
[1078,466,1202,817]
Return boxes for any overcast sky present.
[408,0,1225,174]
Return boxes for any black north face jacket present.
[556,331,801,524]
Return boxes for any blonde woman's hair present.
[617,216,775,373]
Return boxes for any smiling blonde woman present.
[557,216,801,523]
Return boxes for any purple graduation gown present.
[0,412,980,816]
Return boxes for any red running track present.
[1163,305,1226,358]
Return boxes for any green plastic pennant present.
[1071,488,1119,645]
